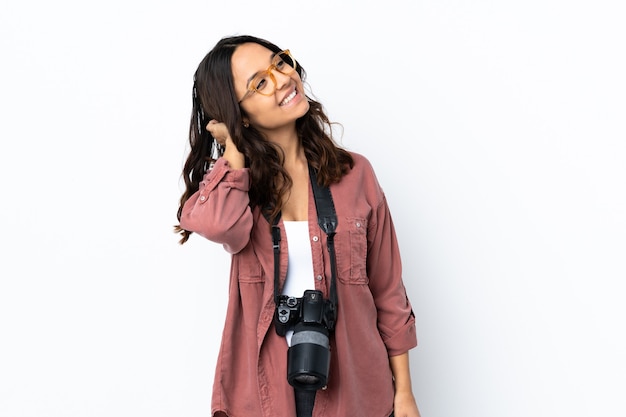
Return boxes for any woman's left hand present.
[393,390,422,417]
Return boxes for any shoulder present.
[336,151,385,202]
[345,151,379,184]
[348,151,371,168]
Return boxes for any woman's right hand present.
[206,119,245,169]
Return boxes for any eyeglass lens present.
[249,51,296,96]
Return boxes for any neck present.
[267,129,305,168]
[283,142,307,170]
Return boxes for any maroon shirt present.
[180,152,417,417]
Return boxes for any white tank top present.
[281,221,315,297]
[281,221,315,346]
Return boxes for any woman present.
[175,35,421,417]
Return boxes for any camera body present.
[274,290,334,390]
[275,290,333,336]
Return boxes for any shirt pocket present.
[335,217,368,284]
[235,248,265,283]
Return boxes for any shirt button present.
[312,236,319,242]
[356,222,361,227]
[199,195,206,201]
[316,275,322,281]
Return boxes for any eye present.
[275,57,286,69]
[253,74,269,92]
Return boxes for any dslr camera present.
[274,289,335,390]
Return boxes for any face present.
[232,43,309,132]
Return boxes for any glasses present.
[239,50,297,102]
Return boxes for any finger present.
[205,121,221,142]
[205,120,215,131]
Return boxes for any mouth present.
[279,88,298,106]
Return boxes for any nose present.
[272,69,290,92]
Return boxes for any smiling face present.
[232,42,310,133]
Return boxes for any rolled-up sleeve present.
[366,196,417,356]
[179,158,253,254]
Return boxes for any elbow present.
[187,214,252,254]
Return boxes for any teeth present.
[281,90,297,105]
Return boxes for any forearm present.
[389,352,413,393]
[389,352,422,417]
[223,144,245,169]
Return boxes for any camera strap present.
[269,166,339,331]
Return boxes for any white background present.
[1,1,625,416]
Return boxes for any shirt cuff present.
[383,318,418,357]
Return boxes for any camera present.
[274,290,334,390]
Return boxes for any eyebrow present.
[245,51,279,87]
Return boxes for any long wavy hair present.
[175,35,354,244]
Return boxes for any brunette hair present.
[175,35,353,244]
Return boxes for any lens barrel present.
[287,323,331,390]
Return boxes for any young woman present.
[175,35,422,417]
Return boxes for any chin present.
[297,100,310,117]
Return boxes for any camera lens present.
[293,374,321,385]
[287,323,330,391]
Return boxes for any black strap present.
[294,388,316,417]
[308,167,338,237]
[308,166,338,330]
[271,221,281,305]
[268,166,339,329]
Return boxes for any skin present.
[207,42,422,416]
[390,352,422,417]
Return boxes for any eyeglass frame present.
[238,50,297,103]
